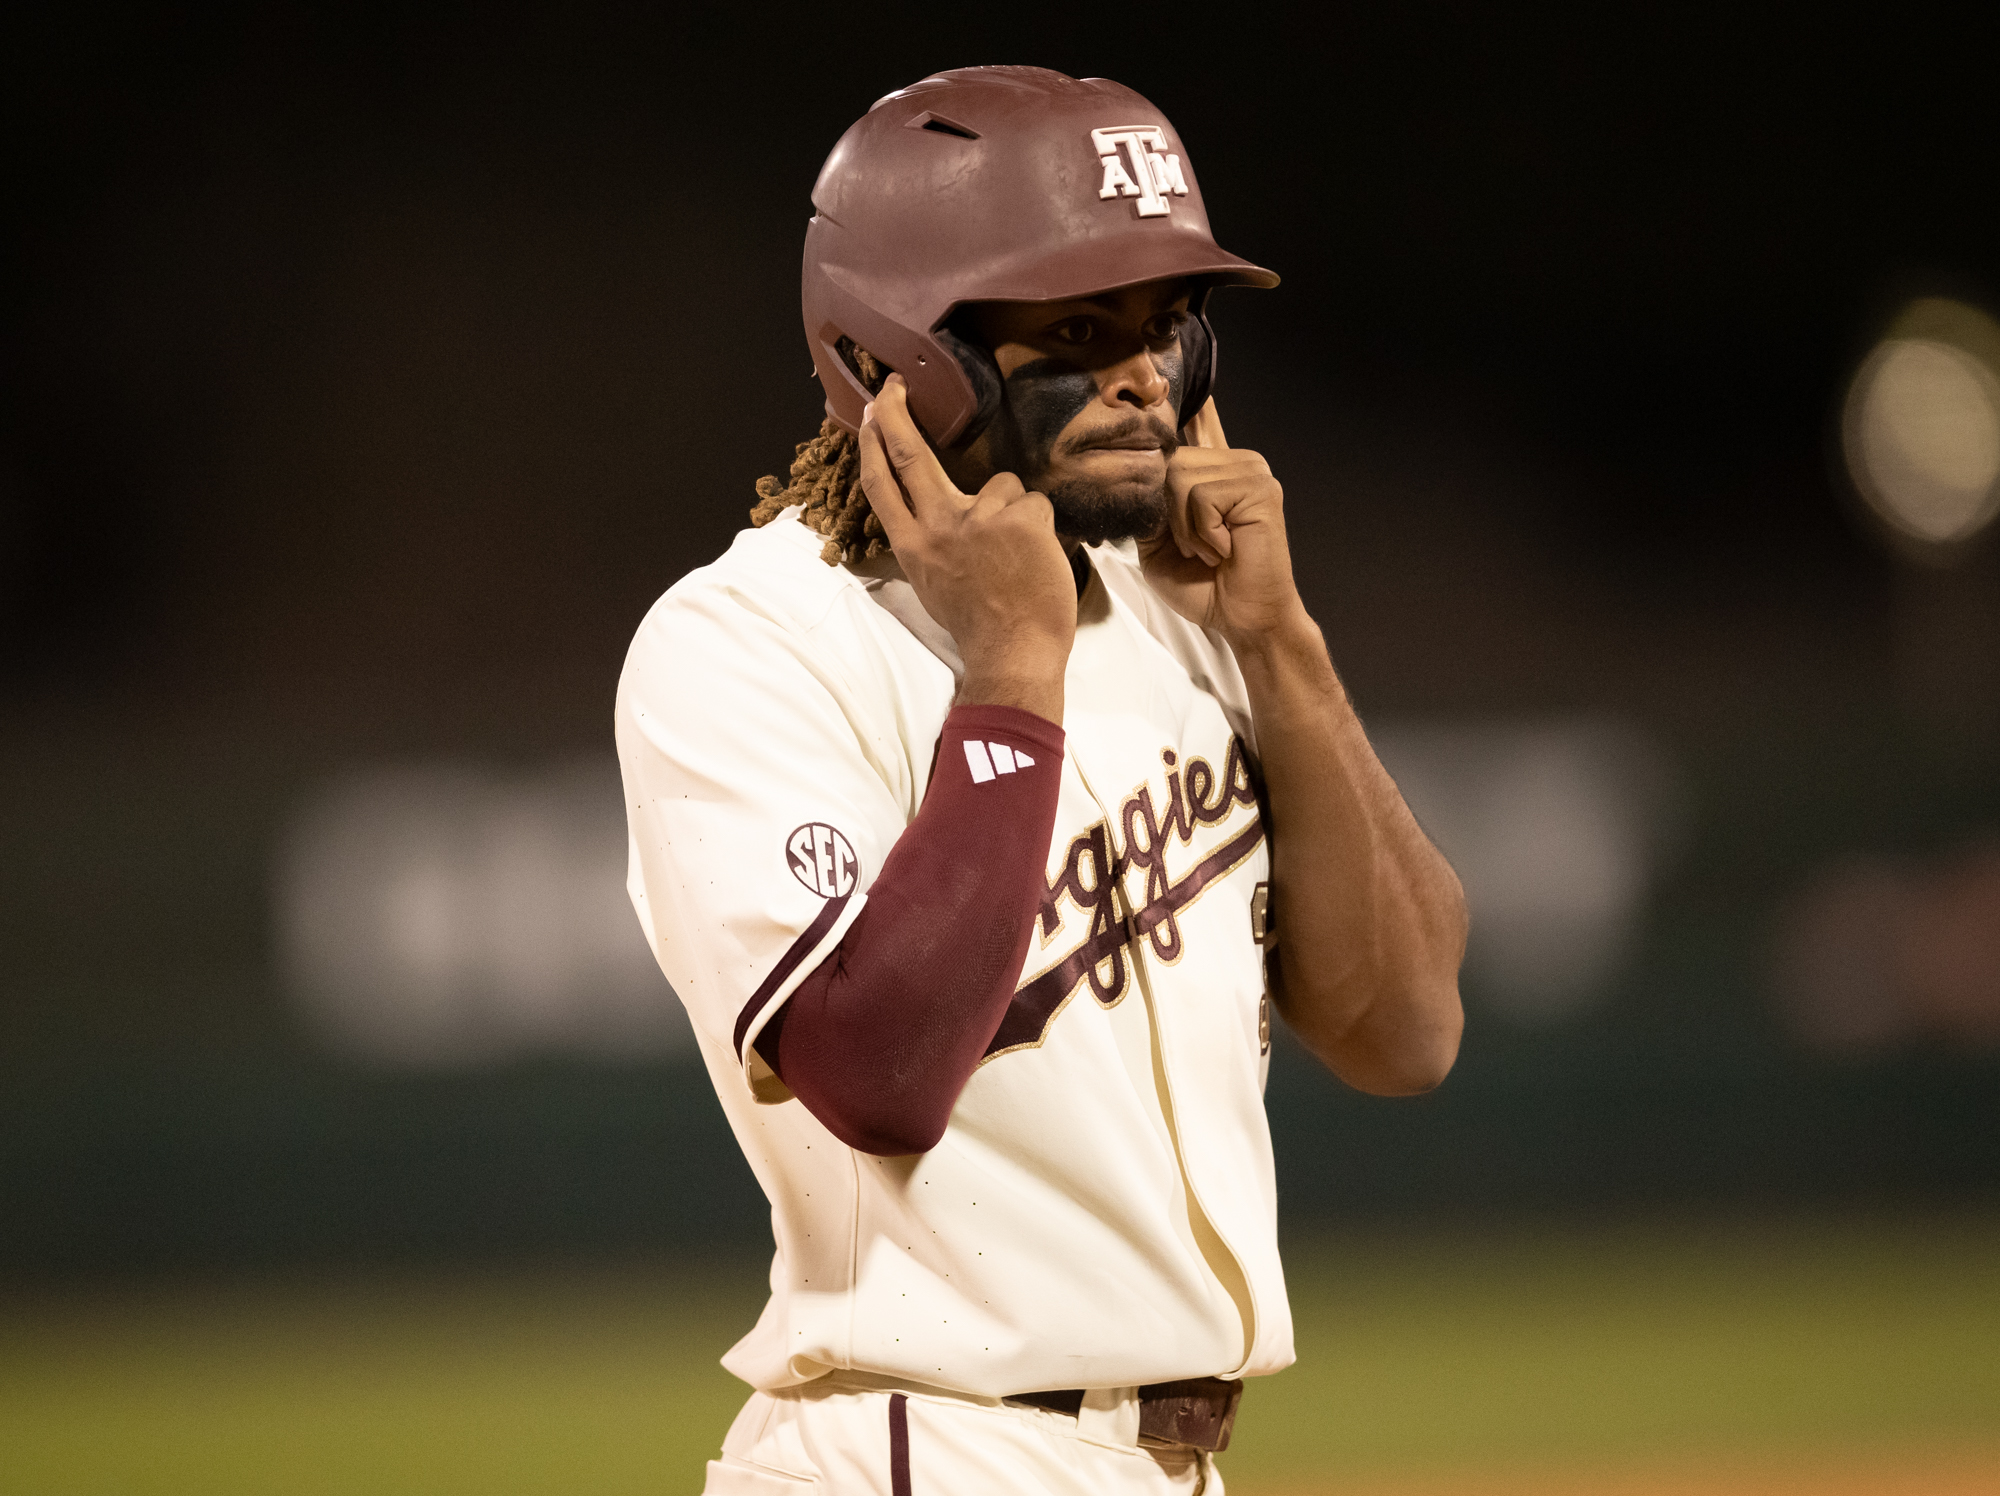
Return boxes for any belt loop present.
[1074,1385,1141,1449]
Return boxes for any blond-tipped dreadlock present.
[750,340,894,565]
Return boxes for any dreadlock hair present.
[751,340,894,565]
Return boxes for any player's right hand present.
[860,374,1076,723]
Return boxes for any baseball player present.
[617,66,1465,1494]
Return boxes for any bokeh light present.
[276,760,689,1065]
[1770,840,2000,1053]
[1375,719,1677,1023]
[1843,298,2000,550]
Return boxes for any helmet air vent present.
[908,111,981,140]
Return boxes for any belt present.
[1007,1376,1244,1452]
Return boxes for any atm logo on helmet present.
[1091,126,1190,218]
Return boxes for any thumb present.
[1182,397,1229,451]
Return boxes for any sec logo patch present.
[787,822,858,899]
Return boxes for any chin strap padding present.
[1176,286,1216,431]
[934,327,1004,448]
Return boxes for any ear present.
[933,326,1003,447]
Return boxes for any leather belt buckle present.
[1006,1377,1243,1453]
[1137,1376,1243,1453]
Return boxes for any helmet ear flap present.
[933,326,1004,448]
[1175,286,1217,431]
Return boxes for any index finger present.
[868,374,966,516]
[1182,397,1229,451]
[857,406,918,551]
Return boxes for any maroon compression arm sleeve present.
[756,704,1065,1156]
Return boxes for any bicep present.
[616,597,911,1084]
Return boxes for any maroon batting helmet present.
[802,67,1279,446]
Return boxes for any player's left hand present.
[1139,399,1305,642]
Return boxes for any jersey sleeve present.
[756,702,1066,1155]
[615,580,918,1101]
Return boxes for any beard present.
[1037,408,1181,545]
[1043,475,1172,546]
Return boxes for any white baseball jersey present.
[616,509,1294,1398]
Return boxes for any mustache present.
[1069,413,1183,453]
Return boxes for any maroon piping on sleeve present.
[732,888,854,1061]
[752,704,1065,1156]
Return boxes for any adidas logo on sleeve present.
[962,739,1037,784]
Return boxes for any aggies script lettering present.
[983,736,1267,1060]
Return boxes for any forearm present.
[757,705,1064,1154]
[1231,607,1466,1094]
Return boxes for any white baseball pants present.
[702,1375,1222,1495]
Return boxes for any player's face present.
[948,281,1192,545]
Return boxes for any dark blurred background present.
[5,5,1999,1276]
